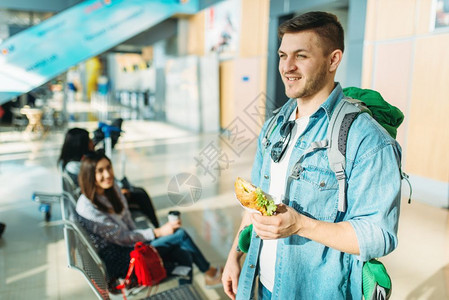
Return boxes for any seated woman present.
[58,127,160,227]
[58,128,94,186]
[76,151,222,288]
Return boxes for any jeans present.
[258,281,272,299]
[150,228,210,284]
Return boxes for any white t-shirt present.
[259,108,309,291]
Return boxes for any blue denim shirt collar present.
[275,82,343,125]
[274,98,296,126]
[319,82,344,120]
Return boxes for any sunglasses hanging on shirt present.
[270,120,296,163]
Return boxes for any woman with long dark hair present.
[58,128,93,185]
[58,127,160,227]
[76,151,222,288]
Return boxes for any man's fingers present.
[251,217,279,233]
[252,217,285,239]
[252,224,279,240]
[250,212,267,223]
[222,264,239,300]
[250,212,281,225]
[232,277,238,295]
[223,280,236,299]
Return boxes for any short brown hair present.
[278,11,344,54]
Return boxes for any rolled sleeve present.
[349,218,396,261]
[346,141,401,261]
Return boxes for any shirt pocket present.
[289,151,339,221]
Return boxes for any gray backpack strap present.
[328,97,371,212]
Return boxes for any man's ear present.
[329,49,343,72]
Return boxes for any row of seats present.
[60,192,112,299]
[58,174,205,299]
[30,166,206,299]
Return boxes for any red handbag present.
[131,242,167,286]
[117,242,167,298]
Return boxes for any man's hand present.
[222,255,241,300]
[154,220,181,238]
[251,204,361,254]
[250,204,301,239]
[222,211,250,299]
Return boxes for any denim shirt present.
[236,83,402,300]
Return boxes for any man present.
[222,11,401,299]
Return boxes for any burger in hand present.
[234,177,277,216]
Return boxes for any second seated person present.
[58,127,160,227]
[76,150,223,288]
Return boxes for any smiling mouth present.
[284,74,302,81]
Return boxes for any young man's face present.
[278,30,331,100]
[95,158,114,192]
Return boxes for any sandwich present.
[234,177,277,216]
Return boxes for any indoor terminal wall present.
[362,0,449,207]
[187,0,270,136]
[220,0,269,135]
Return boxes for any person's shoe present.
[205,266,223,289]
[0,223,5,238]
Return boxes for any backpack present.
[116,242,166,298]
[260,87,411,300]
[262,87,411,211]
[130,242,166,286]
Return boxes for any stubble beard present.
[284,63,329,99]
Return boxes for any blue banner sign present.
[0,0,198,104]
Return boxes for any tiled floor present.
[0,119,448,299]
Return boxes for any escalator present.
[0,0,207,105]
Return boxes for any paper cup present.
[168,210,181,222]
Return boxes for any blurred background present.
[0,0,448,299]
